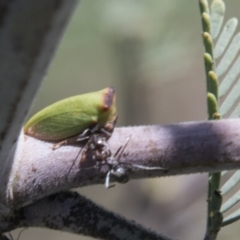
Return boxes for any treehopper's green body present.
[24,87,117,141]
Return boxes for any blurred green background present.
[12,0,240,240]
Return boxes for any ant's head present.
[111,166,129,184]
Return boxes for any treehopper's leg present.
[100,119,117,138]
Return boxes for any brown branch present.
[0,191,172,240]
[2,118,240,211]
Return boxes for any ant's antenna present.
[105,134,167,188]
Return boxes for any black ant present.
[85,134,166,188]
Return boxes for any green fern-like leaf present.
[201,0,240,236]
[210,0,240,228]
[214,18,238,59]
[210,0,225,39]
[216,32,240,78]
[200,1,224,238]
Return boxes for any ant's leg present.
[131,164,167,171]
[100,127,112,138]
[66,147,86,177]
[105,171,115,189]
[76,128,91,142]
